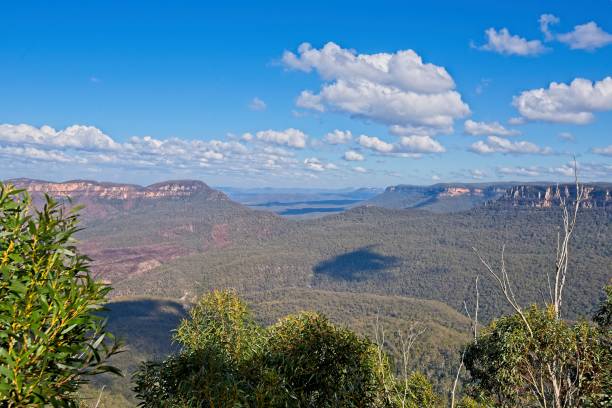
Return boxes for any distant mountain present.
[8,178,229,220]
[7,178,287,285]
[365,182,612,213]
[364,183,512,213]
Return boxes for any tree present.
[463,305,609,407]
[0,183,120,406]
[465,172,611,407]
[259,311,388,407]
[133,289,440,407]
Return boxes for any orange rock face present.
[12,179,214,200]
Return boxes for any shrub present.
[258,311,387,407]
[463,305,610,407]
[0,183,120,406]
[133,289,438,407]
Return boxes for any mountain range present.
[5,178,611,404]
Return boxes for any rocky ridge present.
[496,184,612,209]
[7,178,226,201]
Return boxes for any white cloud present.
[470,136,552,155]
[508,117,526,125]
[0,124,120,151]
[513,77,612,124]
[550,164,575,177]
[248,97,267,111]
[353,166,368,173]
[357,135,394,153]
[539,14,560,41]
[0,123,317,180]
[498,162,612,179]
[592,145,612,156]
[538,14,612,50]
[303,157,338,172]
[282,42,469,133]
[398,135,445,153]
[0,145,81,163]
[558,132,575,141]
[497,166,541,177]
[343,150,364,161]
[469,169,487,179]
[357,134,444,155]
[389,124,449,137]
[464,119,520,136]
[324,129,352,144]
[557,22,612,50]
[254,128,308,148]
[475,28,547,56]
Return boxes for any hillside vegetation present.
[111,206,611,322]
[90,290,471,404]
[8,179,611,406]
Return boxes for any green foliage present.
[133,290,439,407]
[389,372,442,408]
[258,311,386,407]
[175,289,263,361]
[463,305,610,407]
[0,183,120,406]
[77,196,610,401]
[112,206,611,324]
[594,282,612,329]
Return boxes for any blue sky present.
[0,0,611,187]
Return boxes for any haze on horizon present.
[0,1,611,188]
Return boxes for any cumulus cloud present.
[282,42,469,133]
[343,150,364,161]
[557,22,612,50]
[464,119,520,137]
[497,166,541,177]
[558,132,575,142]
[539,14,560,41]
[592,145,612,156]
[353,166,367,173]
[398,135,445,153]
[357,134,444,155]
[357,135,394,153]
[248,97,267,111]
[253,128,308,148]
[0,124,120,151]
[0,145,82,163]
[538,14,612,50]
[470,136,552,155]
[0,123,331,182]
[475,28,547,56]
[324,129,352,144]
[513,77,612,124]
[469,169,487,179]
[303,157,338,172]
[498,162,612,179]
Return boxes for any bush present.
[133,289,438,407]
[463,305,610,407]
[0,183,120,406]
[258,311,386,406]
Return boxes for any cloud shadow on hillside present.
[103,298,188,358]
[313,245,400,281]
